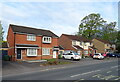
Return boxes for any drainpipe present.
[41,36,42,60]
[14,33,16,61]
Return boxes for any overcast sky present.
[0,0,119,40]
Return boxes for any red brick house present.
[7,24,59,61]
[58,34,97,57]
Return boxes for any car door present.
[67,53,72,59]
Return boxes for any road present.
[2,58,120,81]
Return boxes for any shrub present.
[82,54,85,58]
[53,61,58,65]
[2,55,10,61]
[58,54,62,59]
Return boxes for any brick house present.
[58,34,97,57]
[92,38,116,53]
[7,24,59,61]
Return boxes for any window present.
[27,34,36,41]
[80,42,82,45]
[72,41,76,45]
[42,36,51,43]
[27,49,37,56]
[84,50,88,55]
[42,48,50,55]
[90,42,92,45]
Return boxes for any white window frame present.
[42,48,50,55]
[42,36,52,43]
[84,50,88,55]
[27,34,36,41]
[27,48,37,56]
[80,42,82,45]
[72,40,76,45]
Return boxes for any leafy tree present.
[78,13,106,38]
[78,13,117,44]
[101,22,117,43]
[116,31,120,53]
[0,21,4,41]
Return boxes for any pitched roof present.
[94,38,113,44]
[62,34,91,42]
[10,24,58,38]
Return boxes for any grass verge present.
[41,59,71,66]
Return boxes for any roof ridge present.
[10,24,50,31]
[10,24,58,37]
[94,38,112,44]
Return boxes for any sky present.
[0,0,119,40]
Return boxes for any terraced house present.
[92,38,116,53]
[7,24,59,61]
[58,34,97,57]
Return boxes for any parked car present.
[62,51,81,60]
[93,53,104,60]
[115,53,120,58]
[102,53,107,57]
[106,53,118,57]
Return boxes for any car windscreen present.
[94,54,99,55]
[73,52,79,55]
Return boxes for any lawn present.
[41,59,72,66]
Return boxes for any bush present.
[82,54,85,58]
[2,55,10,61]
[47,61,59,65]
[58,54,62,59]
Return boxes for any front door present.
[17,49,22,59]
[53,51,57,58]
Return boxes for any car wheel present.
[71,57,74,61]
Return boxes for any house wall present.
[15,33,58,60]
[92,39,105,53]
[105,44,111,49]
[7,26,58,61]
[72,40,92,56]
[7,26,15,60]
[72,41,91,50]
[112,44,116,50]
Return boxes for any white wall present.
[72,40,92,50]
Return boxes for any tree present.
[116,31,120,53]
[0,21,4,41]
[100,22,117,43]
[78,13,117,43]
[78,13,106,38]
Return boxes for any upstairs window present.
[27,34,36,41]
[72,41,76,45]
[42,36,51,43]
[80,42,82,45]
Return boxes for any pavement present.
[2,57,120,81]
